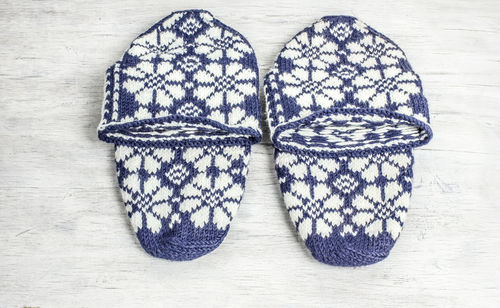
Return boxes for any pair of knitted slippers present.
[98,10,432,266]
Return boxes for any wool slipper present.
[264,16,432,266]
[98,10,261,261]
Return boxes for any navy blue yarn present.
[98,10,260,261]
[265,16,432,266]
[273,107,432,158]
[274,148,415,266]
[99,9,262,147]
[265,15,432,157]
[115,144,251,261]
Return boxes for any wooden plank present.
[1,0,499,306]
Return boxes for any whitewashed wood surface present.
[1,0,499,307]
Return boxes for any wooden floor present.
[1,0,499,307]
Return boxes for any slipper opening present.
[273,109,431,155]
[99,117,260,146]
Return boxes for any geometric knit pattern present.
[265,15,432,155]
[98,9,261,147]
[115,144,249,260]
[275,148,413,265]
[98,10,261,261]
[264,16,432,266]
[276,149,413,241]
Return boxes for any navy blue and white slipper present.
[98,10,261,260]
[264,16,432,266]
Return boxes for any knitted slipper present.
[264,16,432,266]
[98,10,261,260]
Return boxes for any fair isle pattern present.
[264,16,432,266]
[115,145,249,234]
[98,10,261,261]
[277,113,424,153]
[264,16,431,154]
[276,149,413,241]
[98,10,261,146]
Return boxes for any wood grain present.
[1,0,499,307]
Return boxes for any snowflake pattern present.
[116,146,180,233]
[347,34,406,68]
[116,144,250,234]
[98,10,261,255]
[194,26,253,60]
[265,15,430,131]
[179,146,249,230]
[281,67,344,117]
[276,149,413,240]
[194,62,258,126]
[100,10,260,134]
[281,31,339,69]
[262,16,431,265]
[353,66,421,113]
[348,152,413,239]
[351,183,410,239]
[122,61,185,118]
[277,153,345,239]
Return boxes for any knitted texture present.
[264,16,432,266]
[98,10,261,260]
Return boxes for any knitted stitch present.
[98,10,261,260]
[264,16,432,266]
